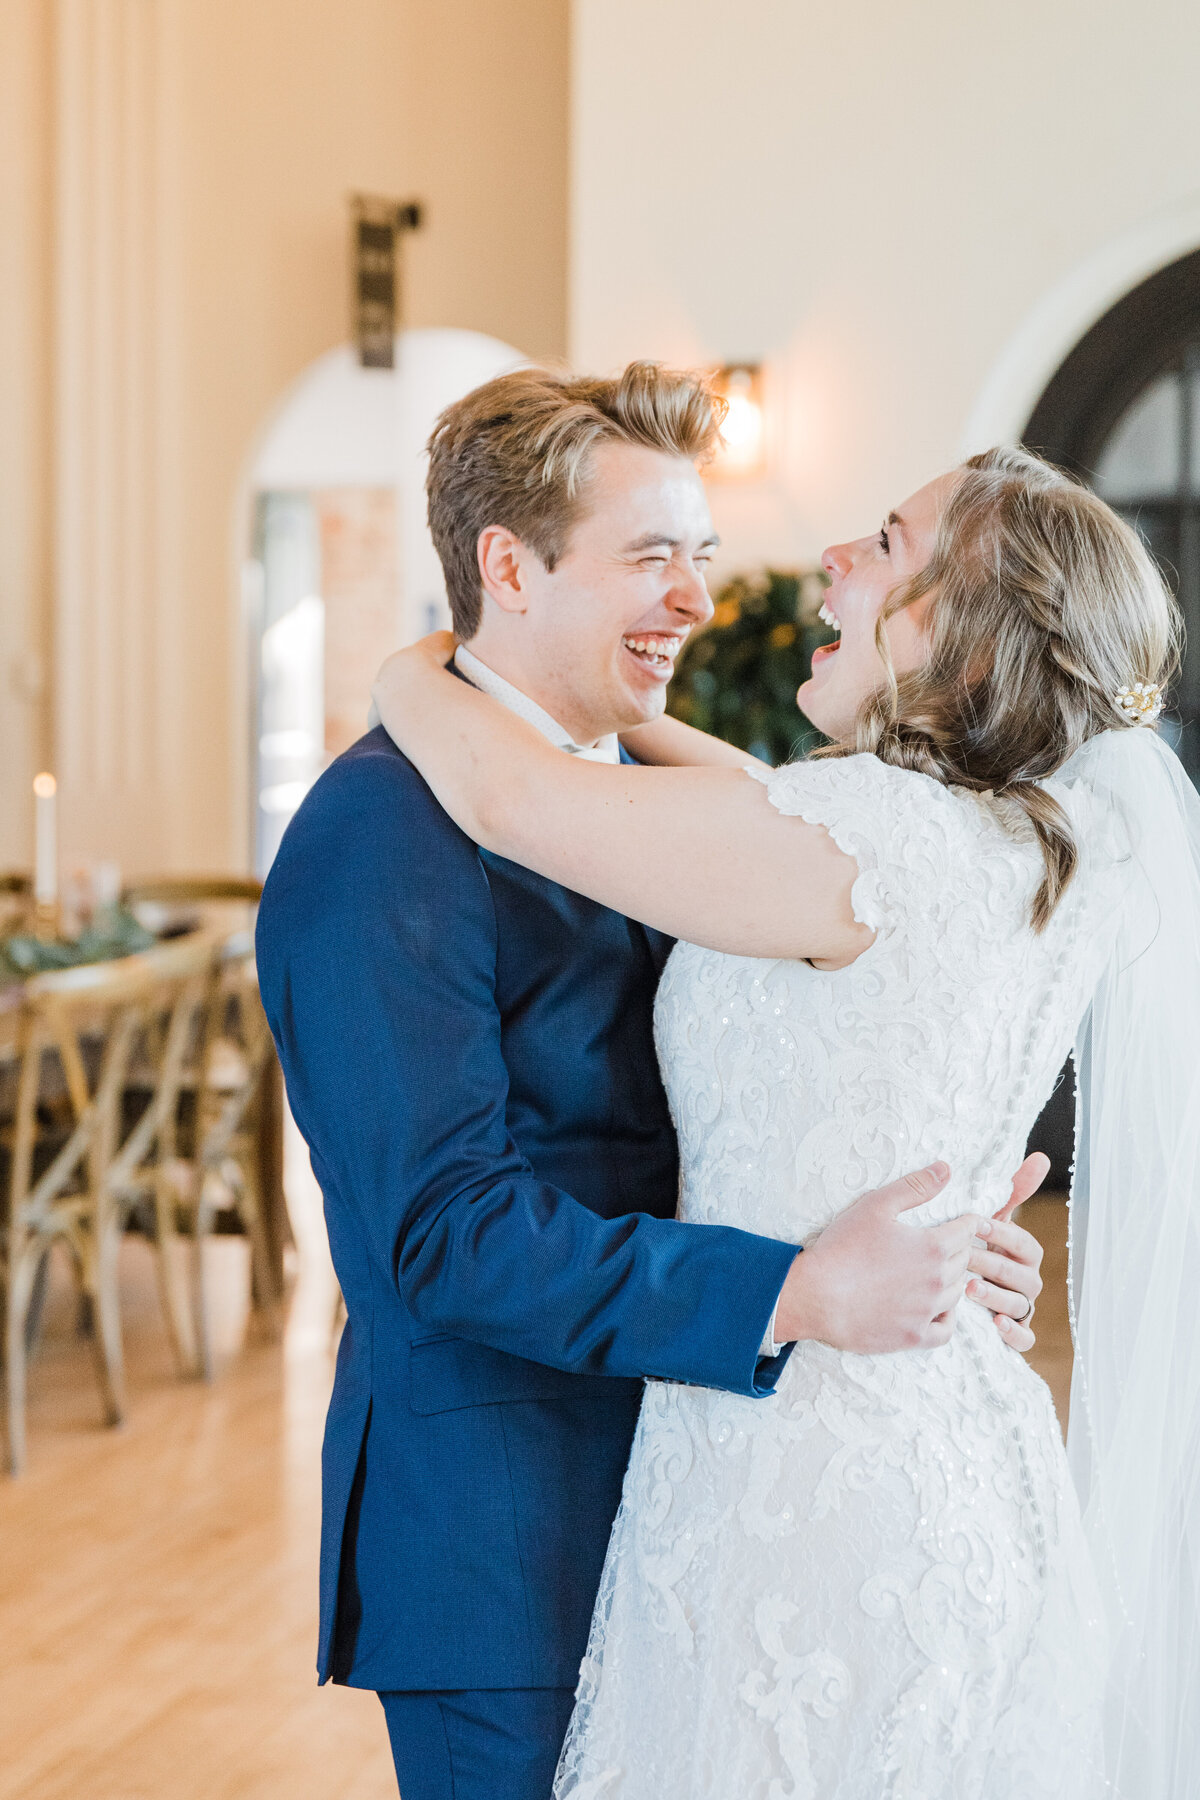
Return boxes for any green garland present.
[666,567,835,766]
[1,907,156,980]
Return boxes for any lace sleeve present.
[745,753,977,939]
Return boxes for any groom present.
[255,362,1045,1800]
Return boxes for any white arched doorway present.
[241,328,524,873]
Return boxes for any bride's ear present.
[478,525,530,616]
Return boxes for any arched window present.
[1024,248,1200,780]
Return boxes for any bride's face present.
[799,472,959,742]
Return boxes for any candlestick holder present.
[34,899,61,943]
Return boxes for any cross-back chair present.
[103,932,225,1377]
[122,875,263,908]
[187,947,279,1379]
[1,936,218,1473]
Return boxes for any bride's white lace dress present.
[554,754,1122,1800]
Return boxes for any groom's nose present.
[666,563,715,625]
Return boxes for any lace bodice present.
[657,754,1118,1247]
[555,754,1120,1800]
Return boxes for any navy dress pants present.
[378,1687,577,1800]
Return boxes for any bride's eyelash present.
[878,525,890,554]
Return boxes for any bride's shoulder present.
[747,754,1009,937]
[748,751,983,844]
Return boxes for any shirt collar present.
[454,645,621,764]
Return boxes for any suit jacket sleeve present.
[257,740,797,1399]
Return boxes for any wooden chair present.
[1,939,216,1473]
[186,948,280,1378]
[122,876,263,907]
[103,933,225,1377]
[115,889,283,1378]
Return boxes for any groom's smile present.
[619,629,688,681]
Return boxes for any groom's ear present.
[477,525,530,616]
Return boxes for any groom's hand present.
[773,1162,980,1354]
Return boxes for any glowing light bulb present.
[710,365,766,479]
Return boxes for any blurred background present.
[2,2,1198,1794]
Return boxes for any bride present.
[373,447,1200,1799]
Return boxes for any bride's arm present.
[618,714,771,770]
[372,637,870,967]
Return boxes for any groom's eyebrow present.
[622,531,722,552]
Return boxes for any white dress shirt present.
[453,645,622,763]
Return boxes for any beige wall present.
[0,0,568,876]
[571,0,1200,583]
[405,0,569,364]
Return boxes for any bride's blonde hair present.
[822,446,1182,928]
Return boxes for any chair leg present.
[238,1158,280,1333]
[24,1245,52,1356]
[152,1180,200,1378]
[191,1178,217,1383]
[5,1240,42,1475]
[87,1220,127,1428]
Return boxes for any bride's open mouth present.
[811,600,842,664]
[621,633,685,680]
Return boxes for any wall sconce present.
[709,363,766,479]
[350,195,423,369]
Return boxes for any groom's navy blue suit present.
[256,725,798,1797]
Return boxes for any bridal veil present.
[1063,728,1200,1798]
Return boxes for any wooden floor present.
[0,1128,394,1800]
[1020,1195,1073,1430]
[0,1183,1072,1800]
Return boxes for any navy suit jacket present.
[256,727,798,1692]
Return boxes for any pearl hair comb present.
[1114,682,1164,726]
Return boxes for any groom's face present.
[489,442,718,742]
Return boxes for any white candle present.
[33,772,58,907]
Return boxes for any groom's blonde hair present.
[426,362,726,638]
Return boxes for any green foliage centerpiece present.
[666,567,835,766]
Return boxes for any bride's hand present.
[964,1151,1048,1354]
[376,630,458,686]
[372,632,459,724]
